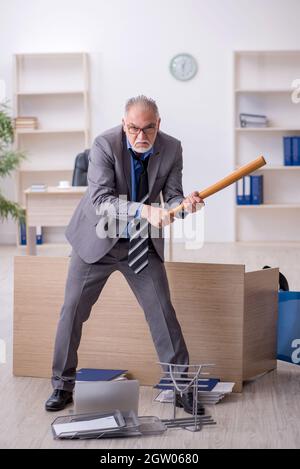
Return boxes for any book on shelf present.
[239,113,268,128]
[14,116,38,129]
[283,136,300,166]
[236,175,264,205]
[154,382,235,405]
[236,179,244,205]
[19,221,43,245]
[292,137,300,165]
[244,176,251,204]
[30,184,47,192]
[251,175,264,205]
[283,136,293,166]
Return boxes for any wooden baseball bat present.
[169,155,266,216]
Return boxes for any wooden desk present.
[24,186,87,255]
[13,256,279,391]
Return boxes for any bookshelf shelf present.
[19,168,74,172]
[16,128,86,134]
[234,50,300,242]
[235,128,300,132]
[236,204,300,209]
[235,89,292,94]
[17,90,85,96]
[14,52,90,246]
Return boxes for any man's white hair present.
[125,95,160,118]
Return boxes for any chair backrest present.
[72,149,90,186]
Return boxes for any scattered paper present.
[212,382,235,394]
[155,390,174,403]
[53,415,118,437]
[154,382,235,404]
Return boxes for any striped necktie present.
[128,152,150,274]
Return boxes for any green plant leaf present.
[0,150,26,177]
[0,193,26,223]
[0,102,27,223]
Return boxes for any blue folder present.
[251,175,264,205]
[292,137,300,165]
[76,368,127,382]
[154,377,219,391]
[236,178,245,205]
[283,137,293,166]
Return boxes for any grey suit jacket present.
[65,125,185,263]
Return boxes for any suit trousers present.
[51,238,189,391]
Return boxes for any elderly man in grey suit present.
[45,95,204,413]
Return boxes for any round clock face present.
[170,54,198,81]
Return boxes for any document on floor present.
[212,382,235,394]
[154,382,235,404]
[53,415,119,437]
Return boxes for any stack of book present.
[14,116,38,130]
[30,184,47,192]
[239,113,268,128]
[283,136,300,166]
[236,175,264,205]
[154,381,235,406]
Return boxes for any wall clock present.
[170,53,198,81]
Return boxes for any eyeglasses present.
[127,124,157,136]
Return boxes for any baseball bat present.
[169,155,266,216]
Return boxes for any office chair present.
[68,149,90,257]
[72,149,90,186]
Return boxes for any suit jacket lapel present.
[148,133,164,197]
[121,131,132,196]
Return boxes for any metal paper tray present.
[51,409,125,440]
[137,416,167,435]
[95,411,142,439]
[100,415,167,438]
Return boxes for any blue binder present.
[36,226,43,245]
[292,136,300,165]
[76,368,127,382]
[251,175,263,205]
[154,377,219,391]
[19,221,27,245]
[236,179,244,205]
[283,137,293,166]
[244,176,251,204]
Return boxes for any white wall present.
[1,0,300,244]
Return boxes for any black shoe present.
[175,392,205,415]
[45,389,73,412]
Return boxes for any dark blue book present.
[283,137,293,166]
[251,175,264,205]
[19,221,27,245]
[76,368,127,382]
[292,136,300,165]
[154,377,219,391]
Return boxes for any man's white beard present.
[132,142,152,153]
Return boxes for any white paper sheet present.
[53,415,118,436]
[212,382,235,394]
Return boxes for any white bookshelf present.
[234,50,300,243]
[13,52,90,245]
